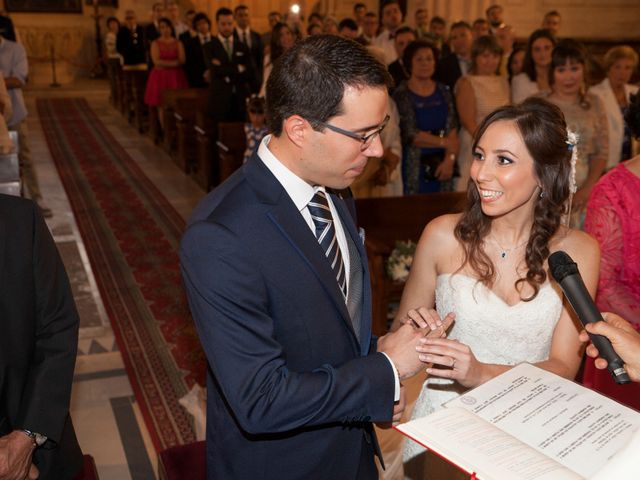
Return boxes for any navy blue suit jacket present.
[180,152,395,479]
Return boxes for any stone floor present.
[26,78,205,480]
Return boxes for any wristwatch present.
[20,429,48,448]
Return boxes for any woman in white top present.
[455,35,510,191]
[590,45,639,170]
[511,28,555,104]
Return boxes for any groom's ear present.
[283,115,309,149]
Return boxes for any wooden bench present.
[161,88,205,155]
[121,65,148,133]
[355,192,467,336]
[216,122,246,185]
[174,91,208,174]
[194,109,216,191]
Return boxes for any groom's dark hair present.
[265,34,392,136]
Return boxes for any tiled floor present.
[26,79,205,480]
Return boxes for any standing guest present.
[495,24,515,75]
[583,93,640,410]
[506,44,525,82]
[590,46,639,170]
[486,4,506,33]
[144,3,164,53]
[353,3,367,35]
[204,7,257,123]
[0,194,84,480]
[117,10,146,66]
[435,21,473,92]
[322,16,339,35]
[454,35,510,191]
[234,5,263,91]
[542,10,562,38]
[511,29,555,103]
[242,95,267,163]
[387,26,416,92]
[0,76,13,153]
[543,40,608,223]
[471,18,489,39]
[425,16,449,55]
[261,11,282,48]
[308,12,324,28]
[414,8,429,39]
[144,17,188,121]
[359,12,378,45]
[374,0,403,65]
[338,18,359,40]
[307,23,322,37]
[180,34,444,480]
[0,12,16,41]
[394,40,458,194]
[183,12,211,88]
[259,22,295,96]
[0,36,51,216]
[104,17,122,105]
[166,1,189,38]
[180,10,197,41]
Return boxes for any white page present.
[398,407,582,480]
[446,363,640,478]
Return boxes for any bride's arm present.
[390,214,460,332]
[416,229,600,388]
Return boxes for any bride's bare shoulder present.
[417,213,462,255]
[550,226,600,261]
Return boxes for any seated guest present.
[359,11,378,45]
[590,46,639,170]
[543,40,608,225]
[183,12,211,88]
[234,5,263,90]
[507,43,525,82]
[338,18,359,40]
[117,10,146,66]
[511,29,555,103]
[583,92,640,410]
[260,22,295,97]
[204,8,257,123]
[393,40,458,194]
[454,35,509,191]
[542,10,562,38]
[387,26,416,93]
[434,21,473,92]
[243,95,267,164]
[144,17,188,122]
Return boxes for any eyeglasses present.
[313,115,390,151]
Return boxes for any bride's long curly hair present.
[454,97,572,301]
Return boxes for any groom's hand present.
[378,314,454,381]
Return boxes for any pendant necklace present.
[489,236,529,259]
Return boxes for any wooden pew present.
[216,122,246,185]
[161,88,205,155]
[174,91,208,174]
[194,109,216,191]
[121,64,149,133]
[355,192,467,336]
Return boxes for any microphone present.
[549,251,631,385]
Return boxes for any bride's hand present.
[402,307,454,336]
[416,338,487,388]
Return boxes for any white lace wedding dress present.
[403,273,564,462]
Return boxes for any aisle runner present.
[37,97,206,451]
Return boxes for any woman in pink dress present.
[583,92,640,410]
[144,17,188,111]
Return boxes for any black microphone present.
[549,251,631,385]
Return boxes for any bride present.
[393,97,600,477]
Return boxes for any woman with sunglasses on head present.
[393,40,458,194]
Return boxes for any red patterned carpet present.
[37,97,206,451]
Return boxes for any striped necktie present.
[308,191,347,300]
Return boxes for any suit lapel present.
[244,156,359,346]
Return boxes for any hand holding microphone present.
[549,251,631,384]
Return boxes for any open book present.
[396,363,640,480]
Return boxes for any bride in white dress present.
[393,97,601,478]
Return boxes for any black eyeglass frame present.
[312,114,390,151]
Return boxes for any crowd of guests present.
[107,1,639,410]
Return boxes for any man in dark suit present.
[435,21,473,92]
[387,26,416,92]
[116,10,147,66]
[183,12,211,88]
[181,35,448,480]
[233,4,263,90]
[143,2,164,52]
[203,7,257,123]
[0,195,83,479]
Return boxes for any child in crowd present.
[243,95,267,163]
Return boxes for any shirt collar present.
[218,33,233,44]
[257,135,317,211]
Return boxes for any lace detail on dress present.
[404,273,563,462]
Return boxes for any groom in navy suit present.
[180,35,444,479]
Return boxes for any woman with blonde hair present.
[590,45,639,170]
